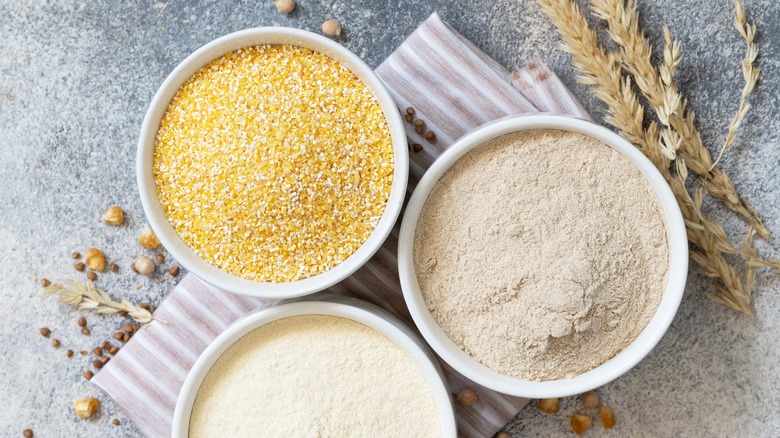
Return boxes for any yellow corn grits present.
[153,45,394,282]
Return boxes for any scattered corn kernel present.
[73,397,100,419]
[537,398,559,414]
[153,45,393,282]
[570,413,592,435]
[139,226,161,250]
[102,206,125,225]
[600,404,616,429]
[85,248,106,271]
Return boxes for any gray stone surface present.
[1,0,778,436]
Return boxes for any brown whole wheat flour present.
[414,129,669,381]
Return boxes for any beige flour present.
[189,315,441,437]
[414,129,669,381]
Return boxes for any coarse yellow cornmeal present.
[153,45,394,282]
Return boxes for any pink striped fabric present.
[93,12,589,437]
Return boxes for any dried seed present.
[71,252,81,259]
[168,266,180,277]
[102,206,125,225]
[39,327,50,337]
[456,388,477,406]
[113,332,124,341]
[538,398,560,414]
[109,346,119,355]
[109,263,119,273]
[404,113,414,123]
[83,370,93,380]
[139,226,161,250]
[495,433,510,438]
[80,350,88,356]
[155,254,165,264]
[134,256,155,276]
[112,419,120,426]
[51,338,60,348]
[77,316,87,327]
[139,302,150,310]
[74,262,85,272]
[600,404,616,429]
[582,391,599,409]
[66,349,74,358]
[132,324,141,332]
[321,19,341,37]
[100,341,110,350]
[413,118,425,135]
[123,324,135,334]
[23,429,33,438]
[412,143,423,153]
[117,310,128,317]
[122,333,130,343]
[100,356,109,365]
[73,397,100,419]
[274,0,295,14]
[130,262,138,273]
[149,306,157,314]
[41,278,51,288]
[425,130,436,142]
[93,347,103,357]
[406,107,415,115]
[85,248,106,271]
[86,271,97,281]
[81,327,91,336]
[92,359,103,369]
[571,413,592,435]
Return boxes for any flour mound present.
[414,129,669,381]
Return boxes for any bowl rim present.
[137,27,408,299]
[171,297,457,437]
[397,113,688,398]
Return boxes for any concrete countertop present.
[2,0,779,436]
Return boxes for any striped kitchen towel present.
[93,12,589,437]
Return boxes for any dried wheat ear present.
[537,0,776,315]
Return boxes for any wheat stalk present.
[710,0,760,170]
[589,0,767,239]
[589,0,681,161]
[534,0,668,168]
[42,280,154,324]
[536,0,774,315]
[669,163,750,313]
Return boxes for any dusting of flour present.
[189,315,441,437]
[414,129,669,381]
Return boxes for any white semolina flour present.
[189,314,441,437]
[414,129,669,381]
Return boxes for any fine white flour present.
[414,129,669,381]
[189,315,441,437]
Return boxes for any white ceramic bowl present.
[172,297,457,437]
[137,28,408,299]
[398,114,688,399]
